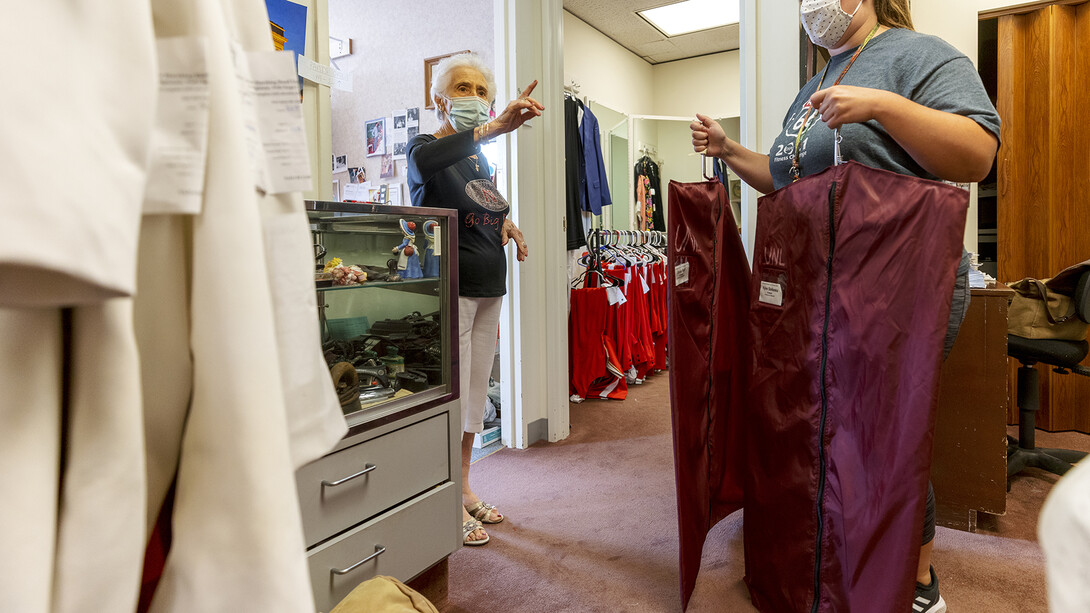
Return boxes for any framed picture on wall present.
[424,50,470,110]
[365,117,386,157]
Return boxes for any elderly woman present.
[407,52,542,547]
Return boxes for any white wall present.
[328,0,494,200]
[564,10,742,230]
[914,0,1021,63]
[652,51,741,119]
[562,10,740,121]
[561,10,654,116]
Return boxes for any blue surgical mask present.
[446,96,491,132]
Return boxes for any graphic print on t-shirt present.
[772,100,823,167]
[465,178,510,213]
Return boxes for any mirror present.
[585,112,741,232]
[588,101,627,231]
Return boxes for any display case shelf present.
[318,278,441,297]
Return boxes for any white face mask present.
[445,95,491,133]
[801,0,863,50]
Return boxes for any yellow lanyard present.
[791,23,881,182]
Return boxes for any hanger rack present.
[589,229,667,249]
[636,143,663,166]
[564,80,591,107]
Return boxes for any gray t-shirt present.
[768,28,1001,191]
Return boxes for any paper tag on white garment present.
[674,261,690,286]
[233,46,313,194]
[759,281,784,306]
[143,36,211,215]
[231,43,268,191]
[606,286,626,306]
[433,225,442,256]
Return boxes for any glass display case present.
[308,201,458,429]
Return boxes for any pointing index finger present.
[520,80,539,98]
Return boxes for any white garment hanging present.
[143,0,345,611]
[0,308,63,613]
[1039,458,1090,611]
[0,1,156,611]
[0,0,345,610]
[0,2,157,307]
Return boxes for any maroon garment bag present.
[667,179,750,608]
[744,161,967,612]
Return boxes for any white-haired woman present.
[407,52,543,547]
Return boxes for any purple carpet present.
[444,375,1086,612]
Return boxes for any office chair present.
[1006,270,1090,485]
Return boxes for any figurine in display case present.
[392,219,423,279]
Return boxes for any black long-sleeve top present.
[407,131,509,297]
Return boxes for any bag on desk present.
[1007,262,1090,341]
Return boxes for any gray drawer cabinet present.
[297,413,450,546]
[307,483,460,612]
[296,402,462,612]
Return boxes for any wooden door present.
[997,2,1090,432]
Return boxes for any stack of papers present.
[969,268,997,289]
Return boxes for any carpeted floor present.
[444,374,1088,613]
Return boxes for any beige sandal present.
[464,501,504,524]
[463,520,489,546]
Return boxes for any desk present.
[931,285,1014,532]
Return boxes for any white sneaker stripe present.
[916,596,930,604]
[913,605,924,612]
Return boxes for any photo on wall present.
[380,154,395,179]
[348,167,366,184]
[391,109,409,160]
[365,117,386,157]
[332,154,347,174]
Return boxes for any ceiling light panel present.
[638,0,739,37]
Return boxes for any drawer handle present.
[321,463,377,488]
[330,545,386,576]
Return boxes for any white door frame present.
[494,0,569,448]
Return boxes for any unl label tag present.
[674,261,690,286]
[759,281,784,306]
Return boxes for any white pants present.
[458,296,503,434]
[1039,458,1090,612]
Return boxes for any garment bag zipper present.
[705,187,722,477]
[811,180,837,613]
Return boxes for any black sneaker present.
[913,566,947,613]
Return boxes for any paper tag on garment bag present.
[674,261,690,286]
[759,281,784,307]
[143,36,211,215]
